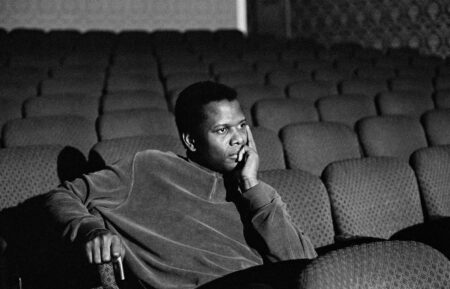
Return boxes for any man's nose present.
[230,128,245,145]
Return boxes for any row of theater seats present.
[2,141,450,288]
[1,107,450,177]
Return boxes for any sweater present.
[45,150,317,289]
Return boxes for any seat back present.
[323,157,424,239]
[357,115,428,160]
[102,90,167,113]
[252,127,286,170]
[411,146,450,218]
[317,94,376,129]
[340,79,388,98]
[287,80,337,102]
[260,169,334,248]
[253,99,318,133]
[2,115,97,157]
[235,84,285,109]
[280,122,361,176]
[299,241,450,289]
[24,95,100,120]
[98,108,178,140]
[91,135,185,167]
[376,91,434,117]
[422,109,450,146]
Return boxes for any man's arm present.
[235,126,317,262]
[45,156,133,264]
[242,183,317,262]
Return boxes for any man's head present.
[175,81,248,173]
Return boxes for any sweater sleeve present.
[241,182,318,262]
[45,156,135,243]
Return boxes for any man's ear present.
[182,132,196,152]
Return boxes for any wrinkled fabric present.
[46,150,317,289]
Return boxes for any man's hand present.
[85,230,125,264]
[235,125,260,191]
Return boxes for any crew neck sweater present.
[46,150,317,289]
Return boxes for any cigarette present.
[115,256,125,280]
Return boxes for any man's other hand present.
[85,230,125,264]
[236,125,260,191]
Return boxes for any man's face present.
[190,99,248,173]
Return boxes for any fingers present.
[237,145,247,162]
[85,232,124,264]
[246,125,257,153]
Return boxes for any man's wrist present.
[240,177,259,191]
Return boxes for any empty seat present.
[317,94,377,129]
[396,66,436,79]
[251,127,286,170]
[355,67,396,80]
[313,68,349,83]
[411,55,443,69]
[376,91,434,117]
[323,157,423,239]
[102,90,167,113]
[299,241,450,289]
[160,62,209,77]
[0,99,22,132]
[266,69,311,89]
[389,77,434,95]
[98,109,178,140]
[422,109,450,146]
[287,80,337,102]
[91,135,185,167]
[253,99,318,133]
[241,51,278,64]
[434,76,450,90]
[259,169,334,248]
[0,84,38,101]
[280,122,361,175]
[50,66,106,80]
[254,60,290,75]
[23,95,99,120]
[217,71,264,87]
[374,56,410,69]
[105,76,164,94]
[2,115,97,156]
[235,84,285,109]
[165,72,211,95]
[340,79,388,98]
[434,90,450,109]
[411,145,450,218]
[357,116,428,160]
[40,79,104,95]
[211,60,253,75]
[0,144,87,210]
[296,60,332,75]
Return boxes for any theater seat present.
[340,79,388,98]
[299,241,450,289]
[253,99,318,133]
[235,84,285,109]
[98,109,178,140]
[280,122,361,176]
[411,146,450,219]
[287,80,337,102]
[376,91,434,117]
[317,94,376,129]
[357,115,428,160]
[259,169,334,248]
[252,127,286,170]
[323,157,424,239]
[2,115,97,157]
[90,135,185,168]
[422,109,450,146]
[102,90,167,113]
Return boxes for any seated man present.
[45,81,317,289]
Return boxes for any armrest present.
[95,260,123,289]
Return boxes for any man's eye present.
[239,123,247,129]
[216,128,227,134]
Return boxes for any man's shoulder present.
[134,149,185,167]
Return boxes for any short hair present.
[175,81,238,136]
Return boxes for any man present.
[45,81,317,289]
